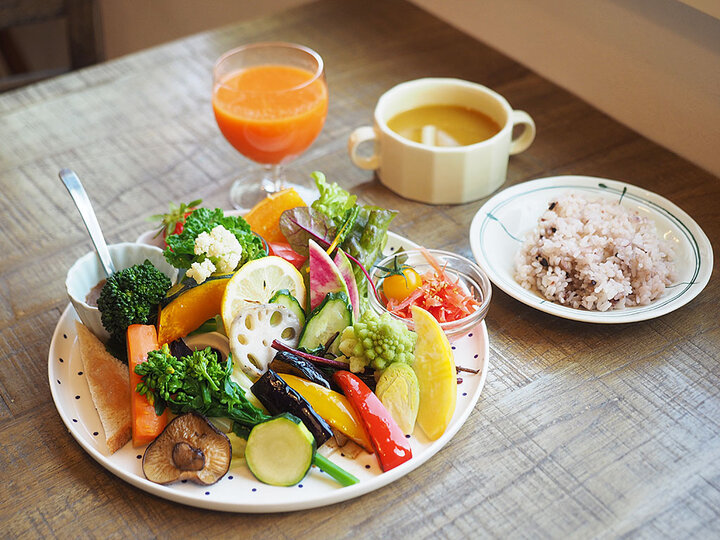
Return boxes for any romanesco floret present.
[187,225,243,283]
[338,310,417,372]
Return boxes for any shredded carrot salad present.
[383,247,481,323]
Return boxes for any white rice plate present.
[514,193,676,311]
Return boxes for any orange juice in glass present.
[212,43,328,210]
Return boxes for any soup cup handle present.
[509,110,536,155]
[348,126,380,170]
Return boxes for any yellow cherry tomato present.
[382,268,423,302]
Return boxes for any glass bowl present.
[368,249,492,340]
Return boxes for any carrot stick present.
[127,324,168,446]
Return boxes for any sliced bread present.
[75,321,132,454]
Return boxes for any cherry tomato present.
[169,210,193,237]
[382,267,422,302]
[268,242,307,269]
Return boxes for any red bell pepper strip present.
[333,371,412,472]
[268,242,307,269]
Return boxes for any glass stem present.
[261,164,285,194]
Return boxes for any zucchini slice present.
[269,289,306,327]
[245,414,316,486]
[298,291,352,353]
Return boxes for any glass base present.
[229,166,318,212]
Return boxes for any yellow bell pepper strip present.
[333,371,412,472]
[279,373,374,454]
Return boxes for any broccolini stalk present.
[135,345,270,436]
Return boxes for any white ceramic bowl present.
[65,242,178,342]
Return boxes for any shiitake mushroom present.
[142,412,231,485]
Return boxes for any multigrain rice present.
[514,193,675,311]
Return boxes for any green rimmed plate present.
[469,176,713,323]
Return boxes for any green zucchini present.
[297,291,352,353]
[269,289,306,327]
[245,413,316,486]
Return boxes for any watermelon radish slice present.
[308,239,349,311]
[334,249,360,321]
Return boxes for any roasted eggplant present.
[250,369,333,446]
[269,350,332,389]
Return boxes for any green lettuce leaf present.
[311,171,357,228]
[308,172,397,302]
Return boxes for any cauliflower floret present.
[190,225,243,281]
[193,230,214,256]
[338,310,417,372]
[186,258,216,284]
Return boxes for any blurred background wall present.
[99,0,313,59]
[2,0,718,178]
[412,0,720,179]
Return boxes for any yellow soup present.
[387,104,501,146]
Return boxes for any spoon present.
[59,168,117,278]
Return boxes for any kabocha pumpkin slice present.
[157,275,231,345]
[142,412,231,485]
[243,188,306,243]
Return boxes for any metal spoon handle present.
[59,168,116,277]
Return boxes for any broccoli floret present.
[97,259,172,350]
[338,310,417,373]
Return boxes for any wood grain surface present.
[1,0,718,537]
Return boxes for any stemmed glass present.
[212,42,328,211]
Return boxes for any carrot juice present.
[213,64,328,165]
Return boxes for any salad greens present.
[164,207,265,270]
[134,344,270,437]
[312,172,397,299]
[279,172,397,302]
[279,206,336,257]
[310,171,357,228]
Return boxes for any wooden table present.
[2,0,718,536]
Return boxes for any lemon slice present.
[221,256,306,332]
[411,305,457,441]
